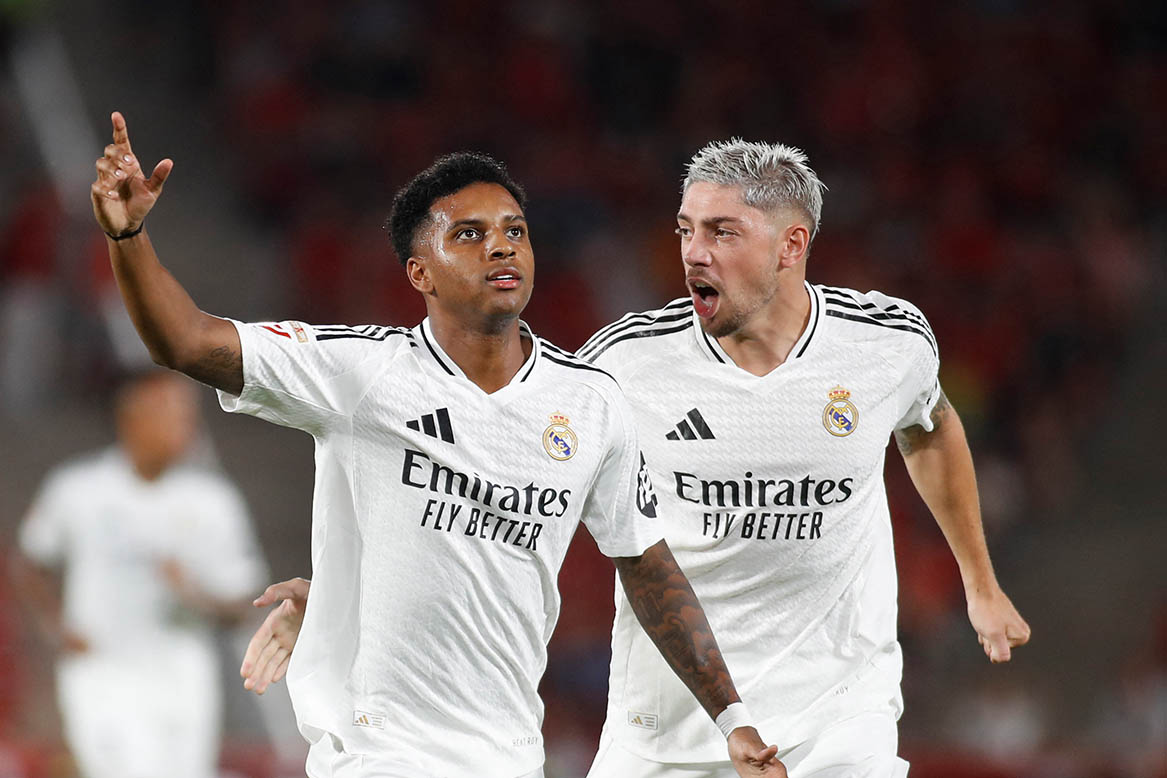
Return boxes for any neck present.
[716,280,811,377]
[427,311,529,393]
[128,454,168,482]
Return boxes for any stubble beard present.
[700,274,783,339]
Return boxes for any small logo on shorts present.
[627,711,658,730]
[543,413,577,460]
[353,710,386,729]
[823,386,859,437]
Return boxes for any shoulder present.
[816,284,937,357]
[28,450,115,514]
[44,449,116,488]
[242,320,417,369]
[538,338,621,389]
[241,320,414,347]
[301,322,415,346]
[576,298,696,364]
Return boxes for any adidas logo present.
[626,710,659,730]
[665,408,715,441]
[406,407,456,444]
[353,710,386,729]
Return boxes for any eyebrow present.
[447,214,527,231]
[676,213,743,226]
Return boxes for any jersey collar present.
[414,317,541,389]
[691,281,821,368]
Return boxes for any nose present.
[485,229,516,260]
[682,231,712,268]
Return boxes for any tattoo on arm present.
[187,344,243,395]
[894,388,952,455]
[614,539,738,719]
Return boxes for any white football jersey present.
[18,448,265,657]
[578,282,941,762]
[218,317,660,777]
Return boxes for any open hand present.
[91,111,172,236]
[728,726,788,777]
[240,577,310,694]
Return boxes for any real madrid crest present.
[543,413,577,460]
[822,386,858,437]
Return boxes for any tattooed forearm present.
[187,344,244,395]
[614,539,738,719]
[894,388,952,455]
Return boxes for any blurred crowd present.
[1,0,1164,776]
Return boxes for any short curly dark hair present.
[387,152,528,265]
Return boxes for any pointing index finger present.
[110,111,133,152]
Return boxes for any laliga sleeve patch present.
[636,452,658,518]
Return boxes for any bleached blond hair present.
[683,139,827,237]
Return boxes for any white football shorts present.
[587,711,909,778]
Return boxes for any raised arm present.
[895,390,1032,662]
[91,111,242,394]
[614,539,785,776]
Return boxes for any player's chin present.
[483,286,532,316]
[698,306,740,339]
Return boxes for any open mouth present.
[688,279,720,318]
[487,269,522,290]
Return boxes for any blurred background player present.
[12,370,267,778]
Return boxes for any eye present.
[457,228,481,240]
[506,225,525,239]
[675,226,692,238]
[714,228,735,239]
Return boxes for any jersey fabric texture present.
[18,448,264,778]
[217,317,660,778]
[577,282,940,764]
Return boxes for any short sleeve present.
[18,469,75,566]
[892,302,942,432]
[217,319,401,435]
[580,393,664,558]
[178,475,268,601]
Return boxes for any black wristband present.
[105,223,144,241]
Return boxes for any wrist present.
[963,570,1001,599]
[105,222,144,241]
[715,701,754,739]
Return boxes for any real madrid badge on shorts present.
[823,385,858,437]
[543,413,577,460]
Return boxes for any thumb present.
[146,158,173,194]
[253,583,283,607]
[752,743,779,763]
[988,631,1011,663]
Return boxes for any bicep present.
[894,388,954,457]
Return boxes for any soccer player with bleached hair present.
[242,139,1031,776]
[574,139,1031,776]
[90,114,786,778]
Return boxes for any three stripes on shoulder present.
[577,299,694,362]
[819,287,937,355]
